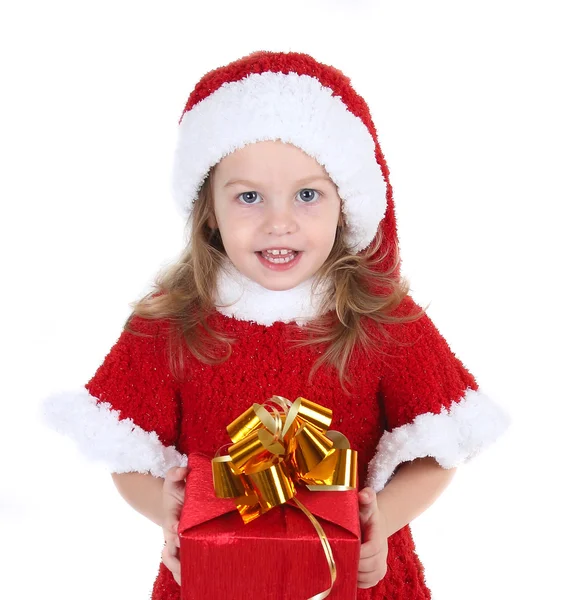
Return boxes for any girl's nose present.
[262,202,299,236]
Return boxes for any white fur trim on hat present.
[215,259,332,326]
[364,388,512,492]
[40,389,188,477]
[171,71,387,253]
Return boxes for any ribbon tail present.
[291,497,337,600]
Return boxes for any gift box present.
[179,452,361,600]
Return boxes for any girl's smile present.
[256,248,303,270]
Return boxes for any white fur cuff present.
[40,388,188,478]
[364,388,511,492]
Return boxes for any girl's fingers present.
[161,467,187,586]
[161,544,181,583]
[162,515,180,543]
[164,467,188,493]
[162,470,187,526]
[358,552,380,573]
[166,466,188,481]
[358,487,375,504]
[357,489,388,589]
[359,536,380,560]
[358,488,378,526]
[357,556,388,588]
[163,529,180,553]
[163,467,188,509]
[360,512,382,548]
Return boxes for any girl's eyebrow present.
[223,175,334,188]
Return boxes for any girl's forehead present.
[214,141,330,180]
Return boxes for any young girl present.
[42,50,510,599]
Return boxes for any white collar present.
[214,260,332,327]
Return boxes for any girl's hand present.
[161,466,188,586]
[357,486,389,589]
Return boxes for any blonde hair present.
[125,166,424,391]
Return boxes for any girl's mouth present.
[255,249,302,270]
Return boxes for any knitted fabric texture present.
[58,295,510,599]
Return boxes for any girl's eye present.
[297,189,320,203]
[237,191,261,205]
[236,189,320,205]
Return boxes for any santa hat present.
[171,50,400,270]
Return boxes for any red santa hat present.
[171,50,399,268]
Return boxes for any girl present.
[42,50,510,599]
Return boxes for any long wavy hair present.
[125,165,425,391]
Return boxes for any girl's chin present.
[247,266,312,291]
[257,280,304,291]
[253,271,307,291]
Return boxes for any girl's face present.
[210,140,342,291]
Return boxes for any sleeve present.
[365,295,511,493]
[40,315,187,477]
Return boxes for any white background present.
[1,0,565,598]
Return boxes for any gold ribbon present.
[211,395,358,599]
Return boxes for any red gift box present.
[179,453,361,600]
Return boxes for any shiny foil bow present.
[211,395,358,600]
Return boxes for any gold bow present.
[211,395,358,600]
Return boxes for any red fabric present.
[378,295,478,429]
[178,453,360,599]
[84,299,478,598]
[84,316,181,449]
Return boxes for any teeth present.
[261,250,298,264]
[266,249,292,256]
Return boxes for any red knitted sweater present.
[78,293,506,599]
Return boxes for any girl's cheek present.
[302,208,339,231]
[230,203,264,219]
